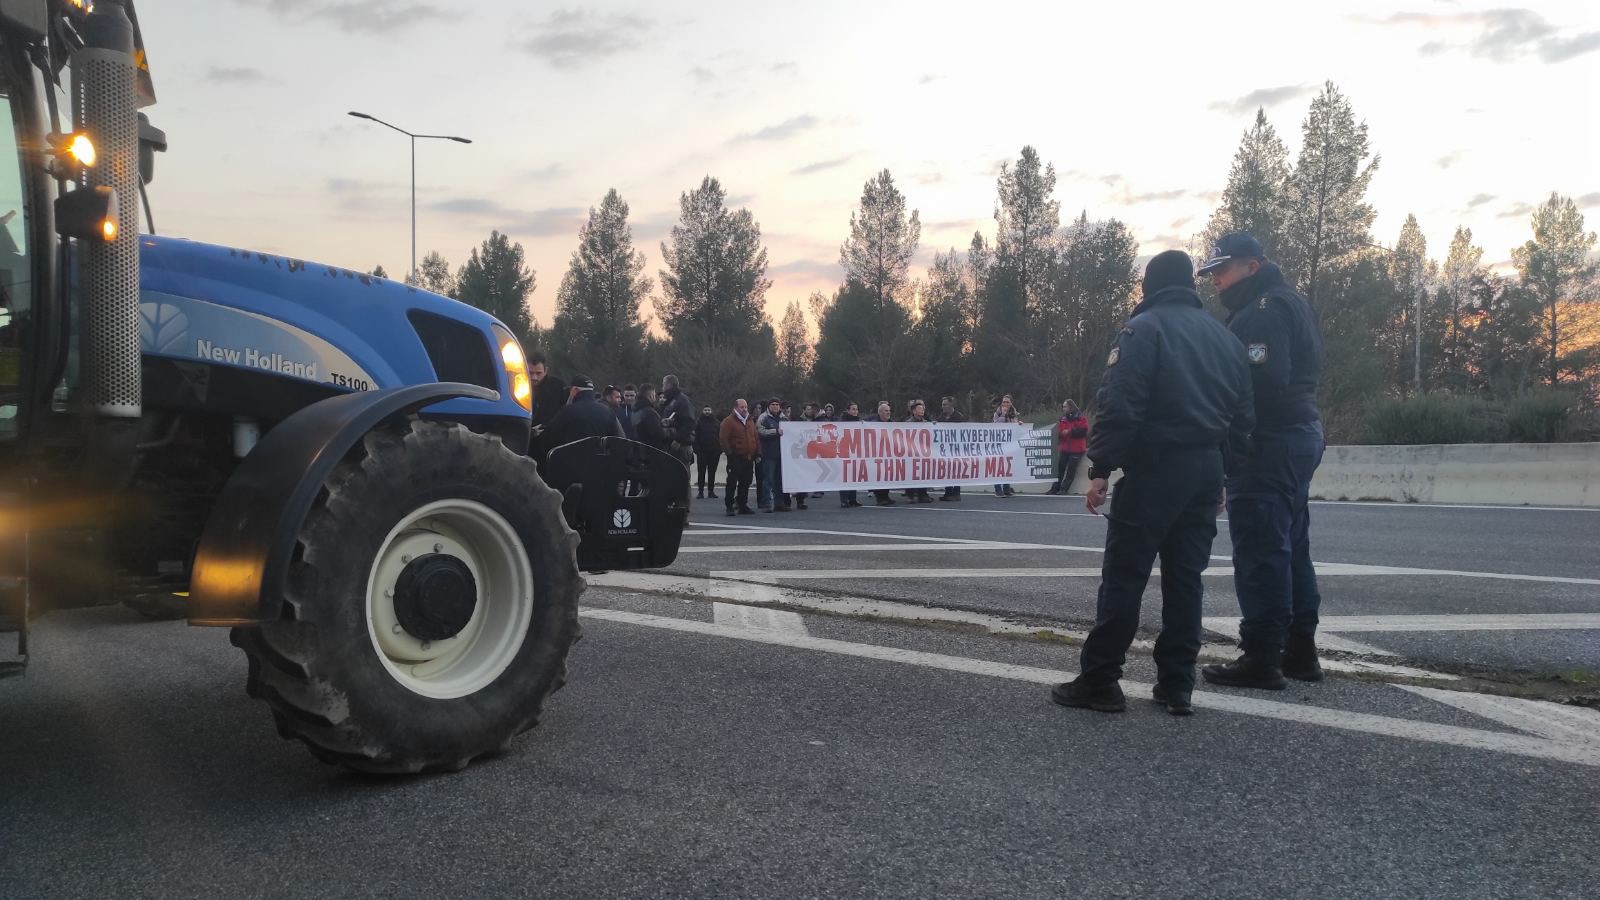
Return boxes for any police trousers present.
[1226,422,1324,651]
[1078,445,1223,690]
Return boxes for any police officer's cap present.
[569,374,595,390]
[1196,233,1266,275]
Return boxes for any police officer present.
[1198,233,1326,690]
[1053,250,1254,717]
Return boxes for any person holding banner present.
[902,400,934,503]
[866,400,896,506]
[992,395,1019,497]
[938,397,964,501]
[837,402,863,508]
[1048,400,1089,495]
[1052,250,1254,718]
[758,398,805,512]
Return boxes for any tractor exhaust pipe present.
[73,0,141,419]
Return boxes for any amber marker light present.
[68,133,96,167]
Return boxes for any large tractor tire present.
[231,419,583,774]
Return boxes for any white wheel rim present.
[366,499,534,699]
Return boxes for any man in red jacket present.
[1048,399,1089,495]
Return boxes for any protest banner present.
[776,420,1056,493]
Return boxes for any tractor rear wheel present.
[231,419,582,774]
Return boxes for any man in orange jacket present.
[719,398,759,516]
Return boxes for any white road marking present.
[1316,613,1600,632]
[752,567,1107,580]
[1398,685,1600,745]
[864,505,1104,519]
[1201,616,1395,657]
[686,522,1021,545]
[678,542,1083,554]
[1310,500,1599,512]
[712,602,808,635]
[679,538,1600,586]
[579,606,1597,768]
[590,571,1455,680]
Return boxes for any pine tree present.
[775,300,814,401]
[911,249,974,402]
[1046,213,1139,407]
[406,250,457,298]
[658,176,774,353]
[371,264,388,279]
[1436,227,1484,387]
[1389,214,1433,392]
[550,189,652,378]
[1281,82,1380,303]
[1512,193,1598,385]
[455,231,539,348]
[977,147,1059,398]
[839,169,921,314]
[1204,108,1290,260]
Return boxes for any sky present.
[138,0,1600,331]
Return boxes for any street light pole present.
[347,111,471,280]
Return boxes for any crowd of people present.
[524,360,1095,515]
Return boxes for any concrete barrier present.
[1310,442,1600,507]
[1022,442,1600,507]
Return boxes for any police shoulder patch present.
[1248,342,1269,365]
[1106,346,1120,367]
[1258,296,1270,310]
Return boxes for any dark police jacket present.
[1220,262,1323,430]
[537,393,623,461]
[1088,286,1255,475]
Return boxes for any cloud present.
[1578,193,1600,208]
[689,65,716,83]
[1364,9,1600,64]
[730,114,819,143]
[792,156,853,176]
[518,9,652,70]
[918,74,944,85]
[431,197,588,237]
[1170,216,1194,230]
[925,218,979,232]
[771,61,799,75]
[769,258,840,280]
[236,0,447,34]
[523,162,568,181]
[915,171,945,185]
[1466,193,1497,209]
[1436,151,1465,169]
[1207,83,1315,115]
[1497,201,1536,220]
[206,65,274,85]
[1121,187,1189,203]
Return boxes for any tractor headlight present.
[45,131,98,178]
[67,133,96,167]
[490,324,533,414]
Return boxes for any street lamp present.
[347,111,471,280]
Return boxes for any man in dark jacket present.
[528,351,567,434]
[658,374,695,466]
[757,398,800,511]
[633,383,666,449]
[903,400,934,503]
[937,397,964,501]
[694,406,722,499]
[1053,250,1254,717]
[866,401,897,506]
[534,375,624,469]
[836,402,862,508]
[1198,233,1328,690]
[605,385,637,441]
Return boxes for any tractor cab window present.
[0,84,27,438]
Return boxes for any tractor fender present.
[188,383,498,626]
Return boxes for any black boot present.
[697,488,704,499]
[1045,485,1061,495]
[1050,678,1126,713]
[1281,633,1324,682]
[1201,650,1287,691]
[1151,683,1194,716]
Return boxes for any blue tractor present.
[0,0,688,773]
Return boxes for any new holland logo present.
[612,509,632,528]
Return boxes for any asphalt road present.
[4,492,1599,898]
[3,597,1600,899]
[660,489,1600,681]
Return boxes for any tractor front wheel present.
[231,419,582,774]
